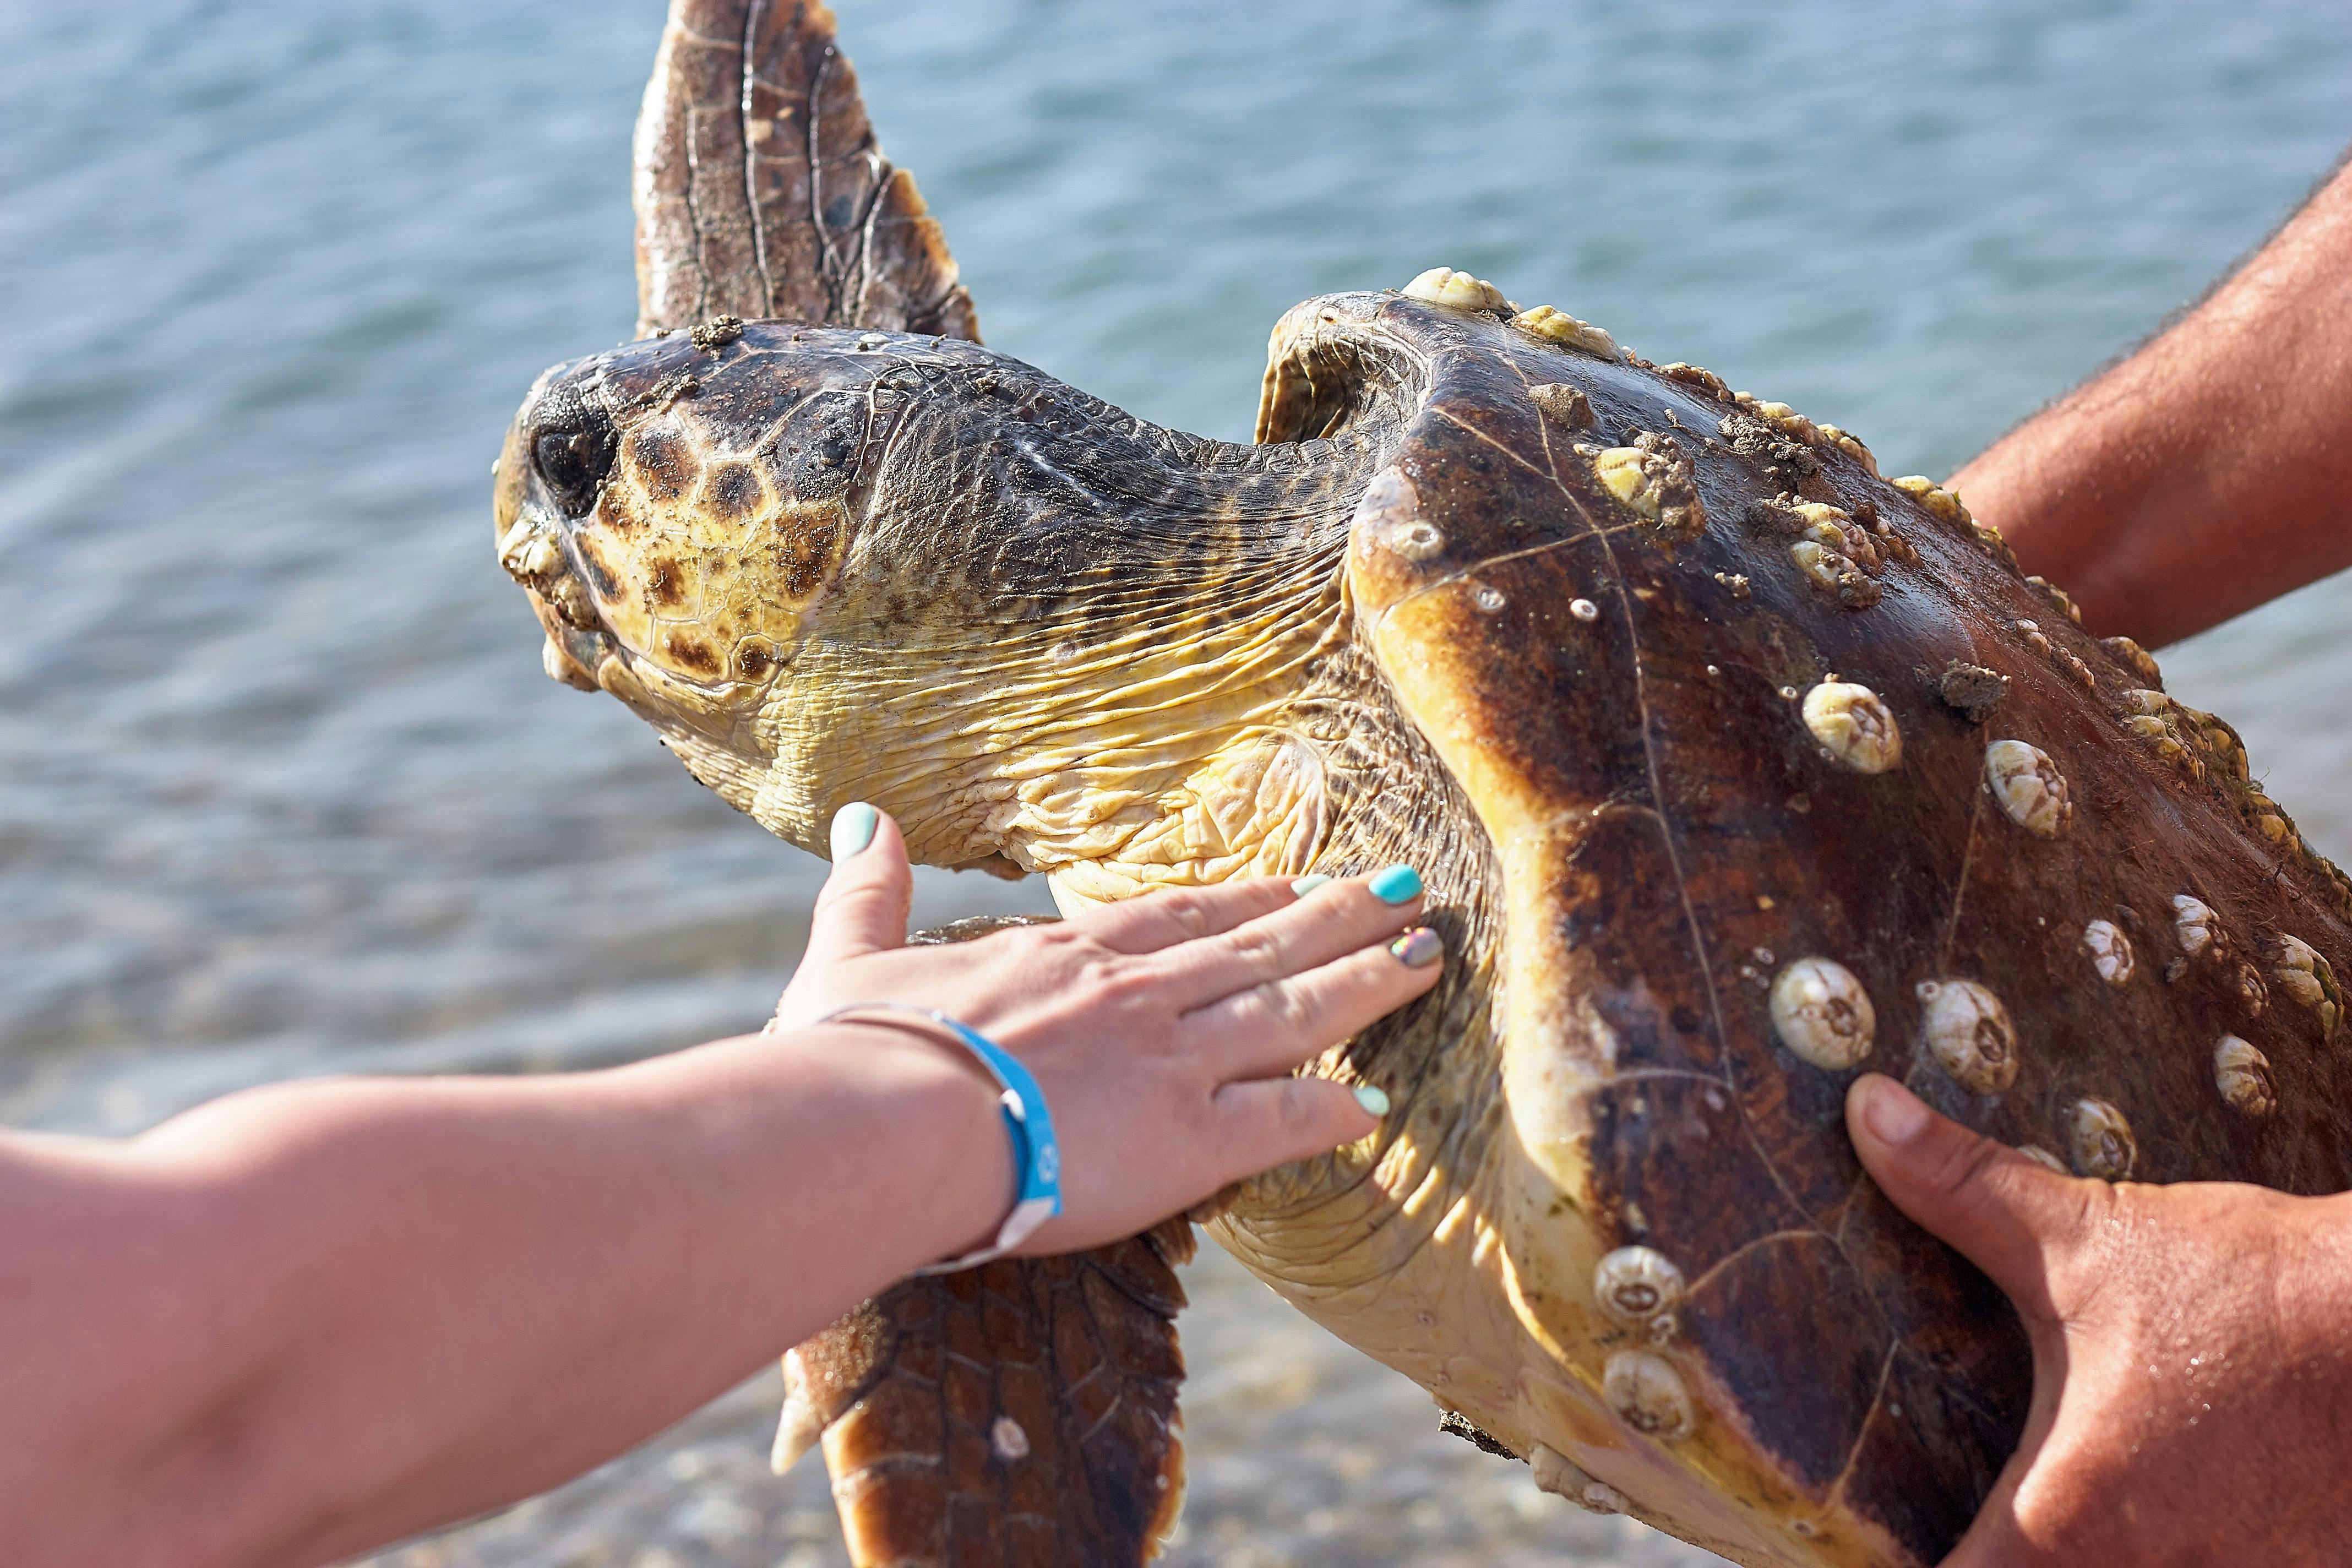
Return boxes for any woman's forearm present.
[1947,154,2352,647]
[3,1026,1005,1568]
[3,823,1439,1568]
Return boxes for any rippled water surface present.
[6,2,2350,1562]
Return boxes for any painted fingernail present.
[830,801,879,860]
[1290,873,1334,896]
[1368,864,1423,905]
[1353,1084,1391,1117]
[1388,927,1444,968]
[1859,1075,1930,1146]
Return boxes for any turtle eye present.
[529,396,618,517]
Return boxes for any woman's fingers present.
[1074,876,1302,955]
[1207,1074,1384,1184]
[798,803,914,966]
[1144,867,1427,1014]
[1182,920,1445,1080]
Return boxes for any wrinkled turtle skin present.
[492,4,2352,1564]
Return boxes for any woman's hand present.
[1844,1074,2352,1565]
[772,803,1445,1257]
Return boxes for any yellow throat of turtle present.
[744,549,1353,909]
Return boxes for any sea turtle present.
[491,3,2352,1564]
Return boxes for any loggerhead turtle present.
[492,3,2352,1564]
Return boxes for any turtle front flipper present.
[777,1219,1194,1566]
[633,0,979,340]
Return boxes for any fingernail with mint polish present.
[1290,873,1333,896]
[1368,864,1423,905]
[1388,927,1444,968]
[830,801,879,860]
[1860,1075,1930,1146]
[1353,1084,1391,1117]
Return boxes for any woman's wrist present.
[752,1020,1019,1270]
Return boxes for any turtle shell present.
[1288,281,2352,1565]
[560,6,2352,1558]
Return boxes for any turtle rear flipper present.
[778,1220,1194,1566]
[633,0,979,340]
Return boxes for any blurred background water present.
[4,2,2349,1564]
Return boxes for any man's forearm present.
[1947,153,2352,647]
[4,1027,1004,1568]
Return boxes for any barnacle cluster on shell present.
[1529,1444,1629,1515]
[2081,919,2135,986]
[1589,432,1705,539]
[1918,979,2020,1095]
[2119,688,2206,781]
[2171,894,2221,960]
[1721,409,1820,486]
[1593,1245,1687,1333]
[1403,266,1511,314]
[2015,618,2097,689]
[2024,575,2083,625]
[1527,382,1593,431]
[2070,1098,2138,1180]
[1603,1349,1696,1442]
[2271,934,2343,1040]
[1811,421,1879,475]
[1935,661,2009,724]
[1888,475,2019,574]
[2116,689,2277,844]
[1655,369,1859,470]
[1800,682,1902,774]
[990,1415,1031,1461]
[2121,694,2326,876]
[1770,957,1877,1069]
[2231,959,2270,1018]
[1983,739,2072,839]
[1657,369,1874,469]
[1658,362,1729,400]
[2213,1036,2277,1117]
[2101,634,2164,687]
[1512,304,1620,360]
[1748,494,1884,608]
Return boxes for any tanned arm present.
[1947,151,2352,647]
[1847,1074,2352,1564]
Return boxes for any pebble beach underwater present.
[7,2,2352,1563]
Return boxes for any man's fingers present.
[1180,925,1444,1079]
[1845,1074,2096,1318]
[800,803,912,966]
[1145,869,1428,1012]
[1208,1074,1382,1184]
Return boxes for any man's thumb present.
[1845,1074,2088,1316]
[803,802,912,962]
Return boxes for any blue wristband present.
[814,1003,1063,1272]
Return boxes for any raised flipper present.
[632,0,979,340]
[767,916,1193,1565]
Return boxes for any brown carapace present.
[494,3,2352,1564]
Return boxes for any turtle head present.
[495,320,1367,891]
[497,327,863,695]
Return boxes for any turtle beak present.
[494,357,622,690]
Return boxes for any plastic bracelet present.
[814,1003,1062,1273]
